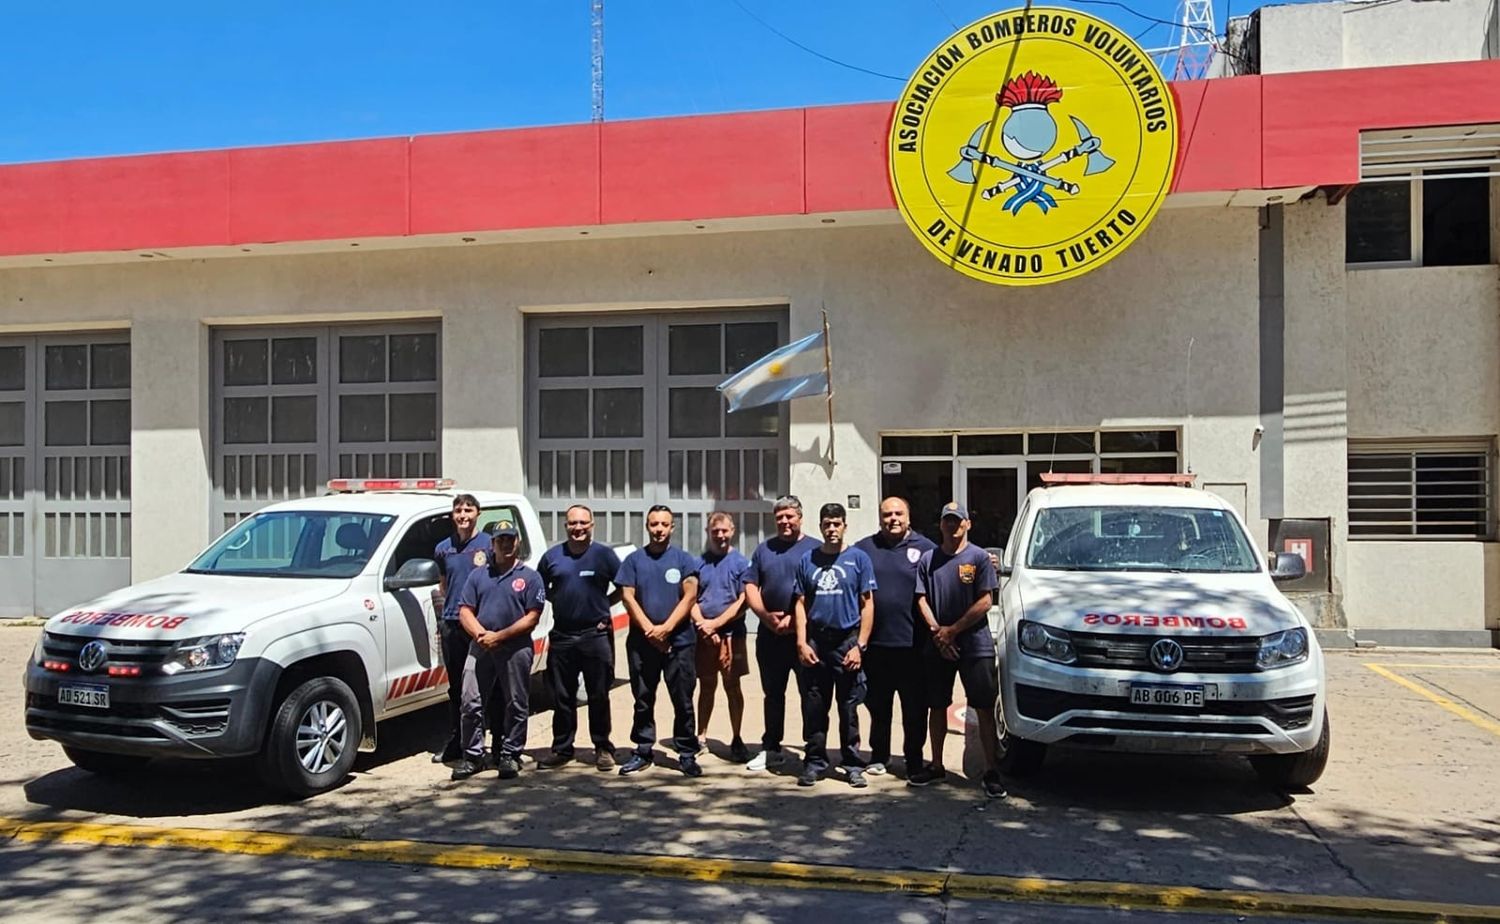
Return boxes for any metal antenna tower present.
[591,0,604,122]
[1165,0,1218,79]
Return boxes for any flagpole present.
[822,307,835,468]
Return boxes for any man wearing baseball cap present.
[451,519,545,782]
[910,502,1005,798]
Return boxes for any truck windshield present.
[1026,505,1260,573]
[185,510,397,579]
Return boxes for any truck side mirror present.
[986,546,1011,578]
[386,558,440,591]
[1269,552,1306,582]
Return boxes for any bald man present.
[851,496,937,779]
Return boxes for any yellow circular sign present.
[889,8,1178,286]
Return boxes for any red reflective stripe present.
[416,667,435,690]
[610,611,629,632]
[434,666,448,687]
[394,674,414,699]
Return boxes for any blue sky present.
[1,0,1235,164]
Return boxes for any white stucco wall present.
[1347,264,1500,439]
[1345,541,1500,630]
[0,209,1264,578]
[1258,0,1494,73]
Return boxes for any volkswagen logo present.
[1149,638,1184,673]
[77,640,109,674]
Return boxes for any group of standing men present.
[430,491,1007,798]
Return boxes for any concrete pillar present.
[129,317,212,581]
[441,305,525,490]
[1281,197,1350,625]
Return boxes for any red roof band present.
[0,59,1497,258]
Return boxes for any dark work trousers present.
[863,644,926,769]
[626,634,698,758]
[439,620,470,747]
[460,643,534,761]
[755,630,805,753]
[800,626,867,775]
[547,631,616,756]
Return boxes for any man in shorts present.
[911,502,1006,798]
[692,512,751,761]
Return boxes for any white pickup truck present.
[24,479,601,797]
[994,475,1330,789]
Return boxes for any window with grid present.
[1348,443,1493,539]
[1345,171,1492,267]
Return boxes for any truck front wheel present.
[257,676,361,798]
[1250,710,1331,790]
[997,733,1046,777]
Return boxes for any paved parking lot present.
[2,626,1497,918]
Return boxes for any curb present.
[3,817,1499,922]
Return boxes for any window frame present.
[1345,170,1493,269]
[1347,439,1496,541]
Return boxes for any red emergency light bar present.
[1038,473,1199,486]
[326,478,456,493]
[42,659,70,672]
[107,665,142,677]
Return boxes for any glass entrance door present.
[957,462,1023,552]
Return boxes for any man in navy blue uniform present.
[536,504,622,772]
[691,512,751,761]
[911,502,1005,798]
[432,493,488,765]
[852,496,936,779]
[793,503,877,788]
[617,505,703,777]
[742,495,821,773]
[452,520,545,781]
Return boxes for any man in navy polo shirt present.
[793,502,877,788]
[452,520,545,782]
[536,504,622,772]
[911,502,1005,798]
[432,493,489,765]
[692,512,751,761]
[853,496,937,779]
[617,505,703,777]
[742,495,821,772]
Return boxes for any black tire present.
[997,733,1046,778]
[62,746,151,776]
[255,675,362,798]
[1251,710,1331,790]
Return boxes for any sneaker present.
[797,764,821,787]
[618,752,653,775]
[864,762,888,776]
[746,749,785,772]
[907,765,948,788]
[495,756,521,780]
[679,755,703,778]
[982,770,1008,799]
[595,749,617,772]
[729,739,751,763]
[537,751,573,771]
[449,758,485,781]
[847,767,868,789]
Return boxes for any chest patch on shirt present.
[815,565,844,592]
[958,563,977,583]
[907,547,921,563]
[511,577,527,592]
[665,568,682,584]
[472,551,487,567]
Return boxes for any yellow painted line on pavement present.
[1366,664,1500,739]
[1377,663,1500,671]
[3,817,1500,922]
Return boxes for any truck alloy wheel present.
[257,676,362,797]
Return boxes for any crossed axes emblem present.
[947,116,1116,214]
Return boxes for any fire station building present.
[0,0,1497,646]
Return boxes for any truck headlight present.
[1256,628,1309,670]
[1018,620,1077,665]
[161,634,246,676]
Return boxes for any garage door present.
[525,309,790,552]
[212,323,441,531]
[0,335,132,618]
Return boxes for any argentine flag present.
[716,329,830,413]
